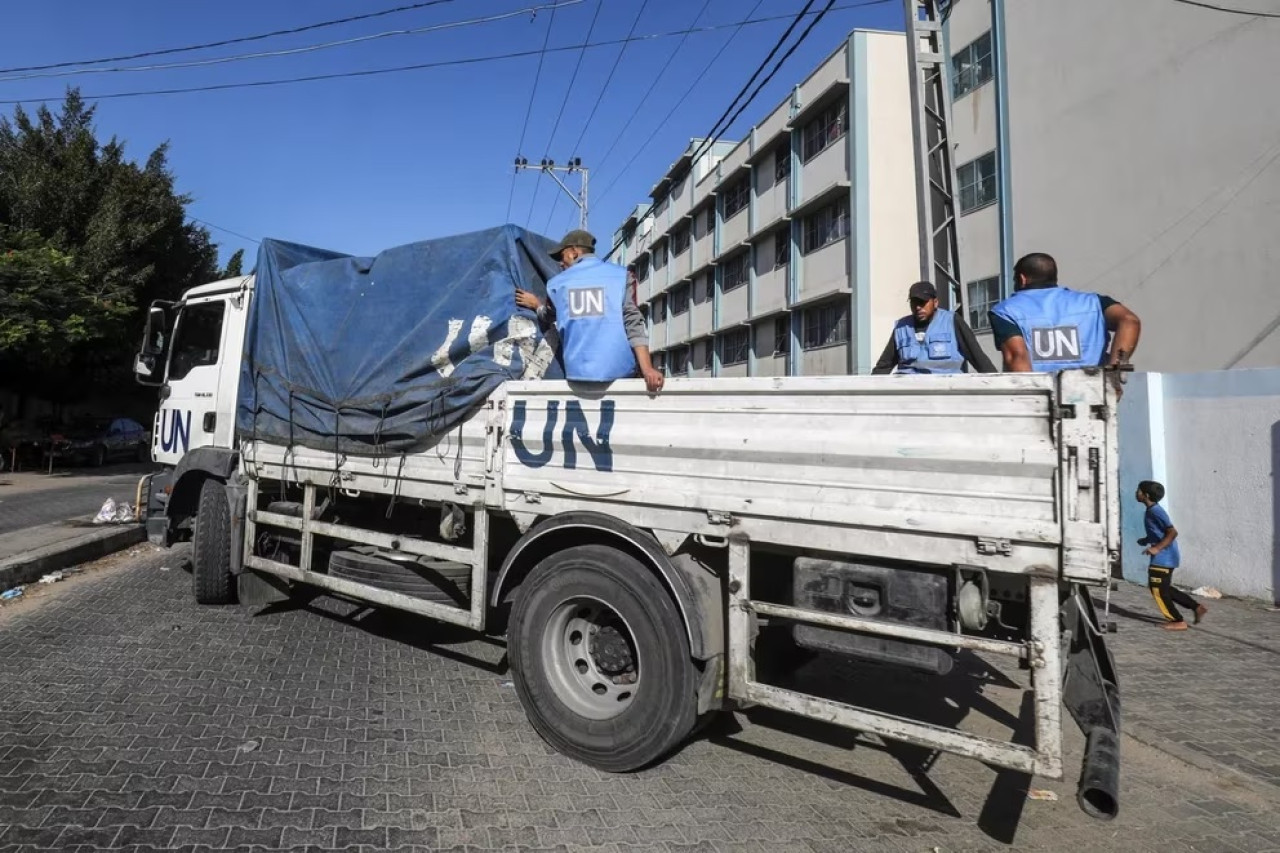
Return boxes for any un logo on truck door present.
[1030,326,1081,362]
[568,287,606,318]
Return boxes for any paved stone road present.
[0,468,149,536]
[1,548,1278,853]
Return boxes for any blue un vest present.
[893,308,964,374]
[990,286,1106,372]
[546,256,636,382]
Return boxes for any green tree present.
[0,88,220,400]
[221,248,245,278]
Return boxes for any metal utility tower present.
[513,157,590,231]
[903,0,965,318]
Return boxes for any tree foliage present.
[0,89,220,398]
[221,248,244,278]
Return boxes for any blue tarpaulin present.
[235,224,563,455]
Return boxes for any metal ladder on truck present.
[723,0,1123,821]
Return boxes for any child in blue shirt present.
[1136,480,1206,631]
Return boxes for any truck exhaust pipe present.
[1077,726,1120,821]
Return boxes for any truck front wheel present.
[192,479,236,605]
[508,544,697,772]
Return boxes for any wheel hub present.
[590,624,636,678]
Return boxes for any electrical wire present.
[1169,0,1280,18]
[191,217,261,244]
[0,4,878,105]
[604,0,842,260]
[539,0,605,233]
[521,0,572,228]
[0,1,584,83]
[563,0,651,169]
[0,0,465,75]
[507,4,559,224]
[590,0,767,207]
[587,0,714,187]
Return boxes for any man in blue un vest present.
[989,253,1141,377]
[515,229,664,393]
[872,280,995,374]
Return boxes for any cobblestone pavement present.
[1,549,1278,853]
[1106,580,1280,791]
[0,467,149,535]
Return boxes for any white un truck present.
[134,226,1123,822]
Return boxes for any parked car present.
[50,417,151,467]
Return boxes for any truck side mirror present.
[133,352,160,385]
[142,306,168,356]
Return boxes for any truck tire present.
[192,479,236,605]
[328,549,471,606]
[508,544,698,773]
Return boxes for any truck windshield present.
[168,301,226,381]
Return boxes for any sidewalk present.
[0,519,146,592]
[1107,580,1280,794]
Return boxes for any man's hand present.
[515,289,541,311]
[1143,545,1160,557]
[642,365,665,394]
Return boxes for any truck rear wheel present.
[192,479,236,605]
[508,544,697,772]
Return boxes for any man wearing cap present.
[872,281,996,375]
[515,229,664,392]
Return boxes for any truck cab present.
[134,276,253,543]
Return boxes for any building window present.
[774,231,790,269]
[952,32,993,98]
[803,301,849,350]
[699,339,714,368]
[671,224,691,256]
[774,146,790,182]
[802,101,847,162]
[653,351,666,371]
[802,197,850,254]
[958,151,997,213]
[653,244,667,270]
[694,273,712,305]
[652,294,666,321]
[723,252,750,292]
[966,276,1001,331]
[704,206,715,234]
[719,328,750,366]
[773,317,790,355]
[670,282,691,316]
[636,255,650,282]
[670,346,689,376]
[723,178,749,219]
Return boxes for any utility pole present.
[513,157,589,230]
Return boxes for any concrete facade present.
[612,30,919,377]
[1119,368,1280,604]
[946,0,1280,372]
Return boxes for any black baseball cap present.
[908,281,937,301]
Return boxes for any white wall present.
[1119,369,1280,603]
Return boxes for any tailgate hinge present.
[707,510,733,526]
[977,537,1013,556]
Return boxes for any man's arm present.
[623,299,664,393]
[954,317,997,373]
[871,333,899,374]
[1103,300,1141,366]
[989,312,1031,372]
[1144,522,1178,557]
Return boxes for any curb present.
[0,524,147,592]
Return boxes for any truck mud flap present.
[1060,585,1121,821]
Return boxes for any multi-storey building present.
[612,30,920,377]
[945,0,1280,371]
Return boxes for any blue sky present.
[0,0,902,268]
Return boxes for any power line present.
[591,0,767,207]
[521,0,568,229]
[507,4,560,223]
[0,0,466,76]
[563,0,652,167]
[191,217,260,245]
[1169,0,1280,17]
[605,0,842,260]
[540,0,606,233]
[0,5,875,106]
[588,0,714,184]
[0,1,584,83]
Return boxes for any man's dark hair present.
[1138,480,1165,502]
[1013,252,1058,285]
